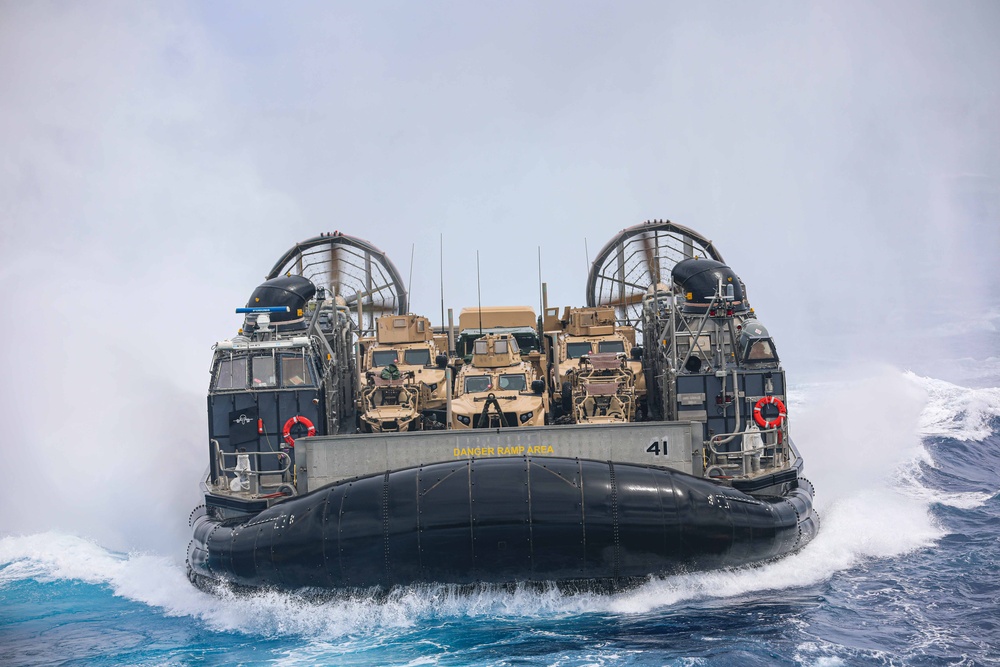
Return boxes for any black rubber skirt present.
[188,456,817,590]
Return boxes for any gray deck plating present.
[297,420,703,492]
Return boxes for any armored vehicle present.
[356,314,449,431]
[544,306,646,423]
[450,332,548,428]
[454,306,541,359]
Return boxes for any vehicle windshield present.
[746,339,777,362]
[498,373,527,391]
[281,355,312,386]
[598,340,626,354]
[372,350,399,367]
[404,348,431,366]
[566,342,593,359]
[252,356,276,387]
[464,375,493,393]
[214,355,247,390]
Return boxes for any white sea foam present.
[604,484,943,615]
[904,371,1000,442]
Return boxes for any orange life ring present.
[753,396,787,429]
[282,415,316,447]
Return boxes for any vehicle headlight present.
[519,411,533,424]
[456,414,471,425]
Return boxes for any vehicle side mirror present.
[631,346,643,360]
[436,354,448,369]
[531,380,545,394]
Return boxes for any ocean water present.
[3,365,999,665]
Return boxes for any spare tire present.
[561,381,573,415]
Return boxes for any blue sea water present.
[3,365,999,665]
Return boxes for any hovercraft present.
[187,223,818,592]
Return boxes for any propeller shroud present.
[585,220,723,339]
[267,232,408,333]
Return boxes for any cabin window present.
[474,339,489,355]
[498,373,527,391]
[598,340,626,354]
[746,339,777,362]
[404,348,431,366]
[566,342,593,359]
[464,375,492,393]
[512,333,535,352]
[252,356,276,387]
[494,339,508,355]
[214,356,247,390]
[509,337,520,354]
[281,355,312,386]
[372,350,399,367]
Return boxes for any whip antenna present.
[406,243,415,312]
[477,250,483,334]
[440,233,445,331]
[537,245,543,323]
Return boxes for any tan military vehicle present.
[543,306,646,423]
[450,332,548,429]
[455,306,541,360]
[358,369,422,432]
[356,314,449,431]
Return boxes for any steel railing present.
[211,439,295,497]
[706,426,788,477]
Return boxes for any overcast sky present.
[1,1,997,551]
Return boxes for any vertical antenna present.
[584,238,590,271]
[477,250,483,334]
[447,308,455,355]
[537,245,543,324]
[407,243,415,313]
[439,233,445,332]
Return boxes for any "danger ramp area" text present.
[453,445,555,458]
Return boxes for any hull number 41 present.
[646,440,668,456]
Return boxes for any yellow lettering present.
[455,444,553,458]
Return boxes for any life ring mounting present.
[753,396,786,429]
[282,415,316,447]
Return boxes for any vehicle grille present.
[474,411,519,428]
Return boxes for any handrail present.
[706,425,787,477]
[711,369,743,447]
[212,440,294,496]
